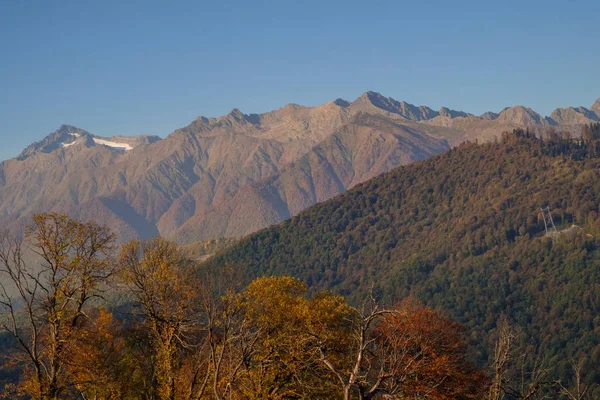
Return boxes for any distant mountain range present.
[1,92,599,243]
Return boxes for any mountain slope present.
[170,113,449,242]
[0,96,456,242]
[206,130,600,382]
[2,93,600,244]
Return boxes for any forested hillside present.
[207,125,600,384]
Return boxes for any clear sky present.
[1,0,599,161]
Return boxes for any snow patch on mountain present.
[93,138,133,151]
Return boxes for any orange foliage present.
[374,300,488,399]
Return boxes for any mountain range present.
[1,92,599,243]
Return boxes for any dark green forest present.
[206,125,600,384]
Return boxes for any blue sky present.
[1,0,599,161]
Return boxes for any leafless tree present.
[192,265,259,400]
[0,213,115,400]
[313,291,393,400]
[488,317,554,400]
[488,317,517,400]
[555,359,598,400]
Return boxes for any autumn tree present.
[233,278,487,400]
[64,307,128,399]
[373,300,487,399]
[0,213,115,400]
[237,276,343,399]
[119,237,198,400]
[314,296,486,400]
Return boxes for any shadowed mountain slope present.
[170,113,449,242]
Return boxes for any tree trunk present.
[343,385,351,400]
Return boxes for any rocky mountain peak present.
[480,111,499,120]
[17,125,90,160]
[360,91,386,103]
[332,98,350,107]
[16,125,162,160]
[228,108,246,120]
[439,107,470,119]
[352,92,478,122]
[351,91,438,121]
[352,91,394,108]
[56,124,85,135]
[281,103,304,112]
[592,98,600,115]
[221,108,263,126]
[496,106,549,126]
[549,106,598,125]
[180,108,259,132]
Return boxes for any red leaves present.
[374,300,487,399]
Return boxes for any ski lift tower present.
[540,206,557,236]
